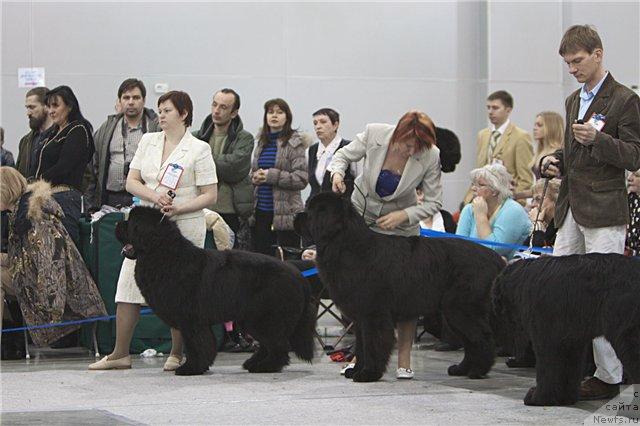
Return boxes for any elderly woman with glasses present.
[457,163,531,259]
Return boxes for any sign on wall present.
[18,67,45,88]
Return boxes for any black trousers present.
[252,209,299,257]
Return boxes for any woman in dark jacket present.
[35,85,94,245]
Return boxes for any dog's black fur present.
[295,192,505,382]
[115,207,315,376]
[493,253,640,406]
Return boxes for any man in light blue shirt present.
[543,24,640,402]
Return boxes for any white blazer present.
[129,130,217,220]
[329,123,443,237]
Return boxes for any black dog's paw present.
[175,364,207,376]
[523,387,541,406]
[242,358,256,371]
[352,369,383,382]
[344,363,362,379]
[523,386,575,406]
[447,363,470,376]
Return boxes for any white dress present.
[114,130,217,304]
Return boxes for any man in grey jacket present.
[193,88,254,234]
[89,78,159,208]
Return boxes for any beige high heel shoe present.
[163,355,183,371]
[88,355,132,370]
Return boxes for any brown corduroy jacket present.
[555,73,640,228]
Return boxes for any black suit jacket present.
[555,73,640,228]
[307,139,355,202]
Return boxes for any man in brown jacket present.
[543,25,640,401]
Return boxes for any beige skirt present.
[114,215,206,304]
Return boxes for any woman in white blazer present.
[329,110,443,379]
[89,91,217,372]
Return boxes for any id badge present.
[159,163,184,190]
[587,113,606,131]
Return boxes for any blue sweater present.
[256,132,279,212]
[456,198,531,258]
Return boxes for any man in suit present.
[543,24,640,401]
[465,91,534,205]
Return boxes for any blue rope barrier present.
[1,308,154,334]
[420,228,554,254]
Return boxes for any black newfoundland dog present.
[493,253,640,406]
[115,206,315,376]
[295,192,505,382]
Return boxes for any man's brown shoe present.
[579,377,620,401]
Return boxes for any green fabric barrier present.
[79,213,223,354]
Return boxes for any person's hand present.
[376,210,408,231]
[301,249,317,261]
[572,122,597,145]
[471,196,489,218]
[154,193,174,209]
[628,172,640,194]
[160,203,182,217]
[252,169,268,185]
[541,156,561,178]
[332,174,346,194]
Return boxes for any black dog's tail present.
[289,277,316,363]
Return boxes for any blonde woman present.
[531,111,564,179]
[514,112,563,201]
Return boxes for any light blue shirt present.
[456,198,532,258]
[578,72,608,120]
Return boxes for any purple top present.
[376,169,401,197]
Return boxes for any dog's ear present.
[294,212,310,240]
[435,127,461,173]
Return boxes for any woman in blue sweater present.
[457,163,531,259]
[250,98,309,256]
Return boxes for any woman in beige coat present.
[329,111,443,379]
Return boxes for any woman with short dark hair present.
[89,90,218,372]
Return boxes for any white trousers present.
[553,208,626,384]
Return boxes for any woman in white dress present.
[89,91,217,371]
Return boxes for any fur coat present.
[8,180,106,346]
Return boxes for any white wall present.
[1,1,638,211]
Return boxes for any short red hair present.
[390,111,436,153]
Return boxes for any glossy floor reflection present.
[1,335,611,425]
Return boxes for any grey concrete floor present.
[1,335,626,426]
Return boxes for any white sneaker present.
[396,367,414,379]
[340,362,356,375]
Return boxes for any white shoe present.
[396,367,414,379]
[340,362,356,375]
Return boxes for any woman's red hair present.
[390,111,436,153]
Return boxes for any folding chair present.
[276,246,354,354]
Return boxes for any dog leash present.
[158,190,177,224]
[524,156,556,254]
